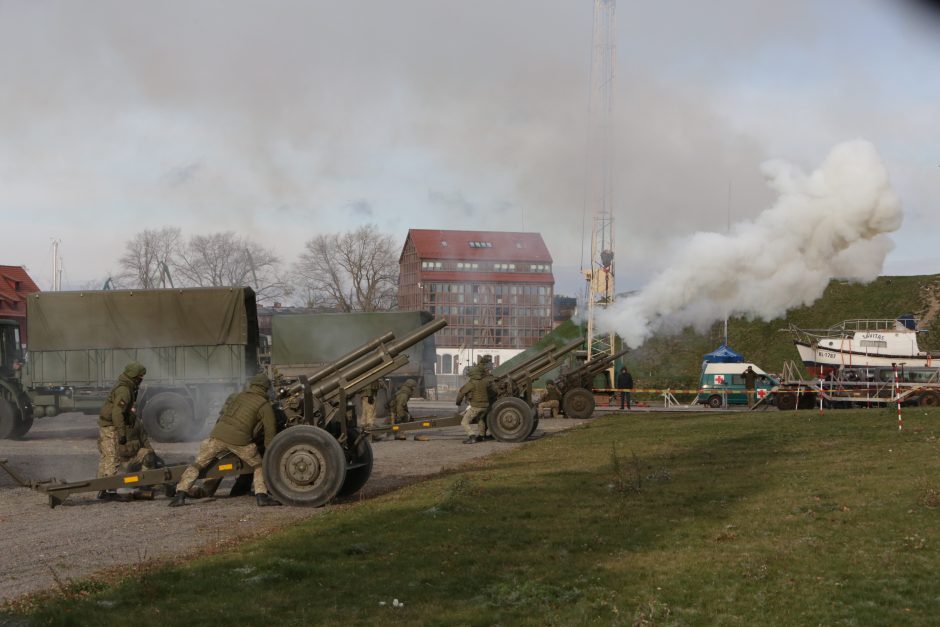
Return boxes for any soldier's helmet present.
[248,373,271,391]
[404,378,417,388]
[123,361,147,379]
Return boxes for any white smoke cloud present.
[597,140,903,347]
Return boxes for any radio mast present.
[583,0,617,378]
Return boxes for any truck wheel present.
[0,399,17,439]
[142,393,196,443]
[486,397,535,443]
[529,417,540,438]
[776,394,797,411]
[263,425,347,507]
[706,395,723,409]
[337,430,373,498]
[562,388,595,420]
[919,392,940,408]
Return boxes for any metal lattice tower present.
[583,0,617,378]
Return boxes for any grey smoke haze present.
[0,1,937,293]
[598,140,903,347]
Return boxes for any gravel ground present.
[0,403,588,602]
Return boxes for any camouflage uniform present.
[456,366,493,443]
[389,379,416,440]
[97,362,147,478]
[359,379,387,429]
[171,374,279,506]
[538,383,562,418]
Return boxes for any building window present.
[422,261,443,270]
[468,241,493,248]
[442,354,453,374]
[494,263,516,272]
[456,262,480,270]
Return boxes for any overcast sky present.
[2,0,938,297]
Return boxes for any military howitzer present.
[483,338,586,439]
[24,318,447,509]
[552,347,630,419]
[265,317,447,505]
[371,337,586,444]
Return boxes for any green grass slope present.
[10,407,940,625]
[627,274,940,389]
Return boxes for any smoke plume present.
[597,140,903,347]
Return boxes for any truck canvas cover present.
[28,288,254,350]
[271,311,435,374]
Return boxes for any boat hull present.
[794,341,936,377]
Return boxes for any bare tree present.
[116,227,182,288]
[294,225,399,312]
[173,232,289,304]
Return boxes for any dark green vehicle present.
[0,318,33,439]
[1,287,260,442]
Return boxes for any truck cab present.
[0,319,22,377]
[697,362,778,408]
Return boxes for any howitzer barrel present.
[576,347,630,374]
[504,337,585,385]
[307,317,447,400]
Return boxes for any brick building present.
[398,229,554,376]
[0,265,41,345]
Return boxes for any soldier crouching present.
[169,374,282,508]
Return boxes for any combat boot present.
[97,490,117,501]
[168,491,187,507]
[462,436,479,444]
[256,493,282,507]
[394,432,407,441]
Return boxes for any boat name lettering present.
[820,351,838,359]
[860,333,886,341]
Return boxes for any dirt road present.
[0,405,587,602]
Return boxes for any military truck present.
[1,288,260,442]
[269,310,437,405]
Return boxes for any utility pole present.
[583,0,617,382]
[51,238,62,291]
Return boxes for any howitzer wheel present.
[529,417,539,437]
[0,399,16,440]
[486,397,534,443]
[776,393,797,411]
[337,429,374,498]
[919,392,940,408]
[263,425,346,507]
[11,411,33,439]
[142,392,197,443]
[562,388,595,420]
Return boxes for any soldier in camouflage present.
[169,373,281,507]
[97,362,147,500]
[389,379,417,440]
[456,365,493,444]
[359,378,387,442]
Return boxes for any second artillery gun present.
[370,336,609,442]
[552,346,630,418]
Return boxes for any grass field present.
[7,408,940,626]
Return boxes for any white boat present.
[788,316,940,376]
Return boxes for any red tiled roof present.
[406,229,553,263]
[0,265,41,310]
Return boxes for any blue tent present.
[702,344,744,364]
